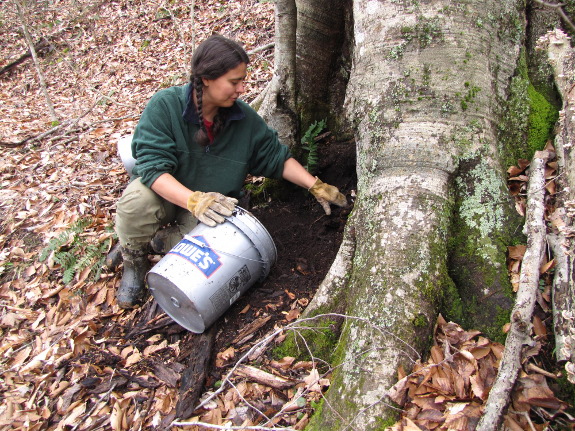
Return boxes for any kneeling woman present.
[115,34,346,308]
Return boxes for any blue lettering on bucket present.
[169,236,222,277]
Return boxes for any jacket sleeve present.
[131,90,180,188]
[246,109,292,179]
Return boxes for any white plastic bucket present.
[117,135,136,177]
[146,207,277,333]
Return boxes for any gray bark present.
[294,0,348,126]
[256,0,298,148]
[293,0,526,429]
[538,28,575,376]
[257,0,350,146]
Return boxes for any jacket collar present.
[182,83,245,124]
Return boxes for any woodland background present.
[0,1,574,430]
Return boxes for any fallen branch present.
[476,150,550,431]
[0,120,71,147]
[538,27,575,383]
[0,113,137,148]
[234,364,297,390]
[0,37,51,75]
[548,232,575,363]
[248,42,275,55]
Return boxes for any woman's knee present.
[115,179,175,246]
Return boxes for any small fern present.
[63,265,78,285]
[39,217,115,285]
[301,119,326,175]
[53,250,77,269]
[39,217,92,262]
[75,243,102,272]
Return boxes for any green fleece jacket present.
[131,84,291,199]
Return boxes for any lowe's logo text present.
[169,236,222,278]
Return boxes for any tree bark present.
[257,0,351,147]
[537,28,575,374]
[294,0,348,127]
[281,1,527,428]
[256,0,298,148]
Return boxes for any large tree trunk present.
[268,0,528,429]
[256,0,298,147]
[257,0,351,146]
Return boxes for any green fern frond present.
[39,230,73,261]
[74,244,102,275]
[39,217,94,262]
[39,217,114,285]
[91,254,108,282]
[54,251,76,269]
[301,119,326,175]
[63,266,77,284]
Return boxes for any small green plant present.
[140,39,151,50]
[155,7,171,20]
[460,82,481,111]
[301,119,326,175]
[39,217,114,285]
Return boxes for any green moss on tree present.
[272,319,340,364]
[527,83,558,152]
[499,50,559,167]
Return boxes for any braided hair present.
[190,35,249,147]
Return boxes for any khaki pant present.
[115,178,197,250]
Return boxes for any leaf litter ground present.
[0,1,574,430]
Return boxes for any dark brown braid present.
[193,75,210,147]
[190,35,249,147]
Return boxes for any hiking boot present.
[116,246,150,309]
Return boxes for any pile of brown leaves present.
[388,316,572,431]
[1,1,574,430]
[0,1,278,430]
[175,357,329,429]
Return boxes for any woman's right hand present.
[187,191,238,226]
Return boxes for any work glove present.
[308,177,347,215]
[187,191,238,227]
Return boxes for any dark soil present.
[113,136,356,417]
[208,137,356,376]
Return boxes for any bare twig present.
[171,423,296,430]
[525,362,560,379]
[15,0,58,123]
[248,42,275,55]
[476,151,550,431]
[533,0,575,32]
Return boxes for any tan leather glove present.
[187,191,238,227]
[308,177,347,215]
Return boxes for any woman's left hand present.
[309,177,347,215]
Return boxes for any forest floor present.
[0,1,574,430]
[0,1,359,429]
